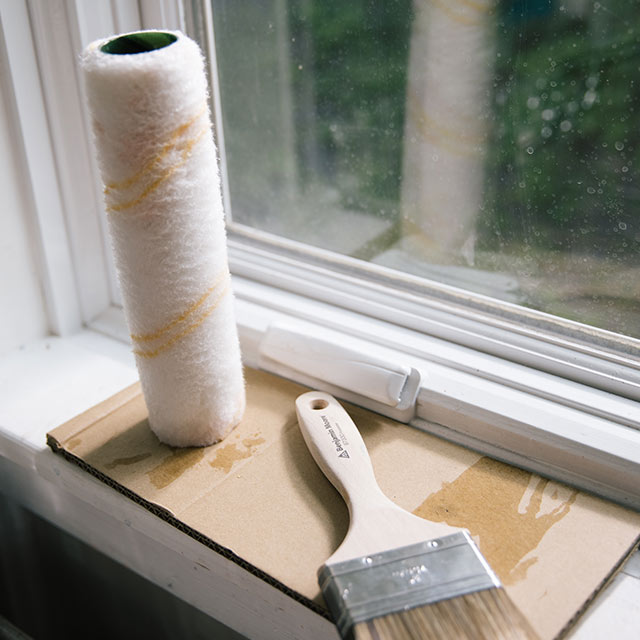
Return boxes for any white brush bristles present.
[82,31,245,447]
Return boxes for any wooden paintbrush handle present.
[295,391,389,512]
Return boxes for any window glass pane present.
[211,0,640,339]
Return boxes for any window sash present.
[228,227,640,405]
[194,0,640,401]
[6,0,639,508]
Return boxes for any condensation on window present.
[211,0,640,339]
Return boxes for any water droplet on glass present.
[560,120,572,132]
[526,146,534,154]
[542,108,555,121]
[587,187,596,194]
[567,101,579,114]
[615,141,624,151]
[622,166,629,173]
[583,89,597,107]
[527,96,540,109]
[541,126,552,139]
[619,222,627,230]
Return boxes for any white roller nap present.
[82,30,245,447]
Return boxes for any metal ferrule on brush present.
[319,530,501,639]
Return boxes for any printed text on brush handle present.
[296,392,387,508]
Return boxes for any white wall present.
[0,58,49,354]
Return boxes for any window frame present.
[4,0,639,509]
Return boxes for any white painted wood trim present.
[0,0,82,335]
[228,236,640,402]
[0,0,152,328]
[1,455,337,640]
[25,0,114,323]
[139,0,185,31]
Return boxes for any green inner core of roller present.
[101,32,177,55]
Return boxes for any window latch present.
[259,322,420,411]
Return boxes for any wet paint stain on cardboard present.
[105,452,152,470]
[209,435,265,475]
[413,456,578,585]
[148,447,205,489]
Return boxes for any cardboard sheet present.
[47,368,640,639]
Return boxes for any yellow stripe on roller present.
[130,270,229,344]
[412,123,482,159]
[452,0,495,14]
[104,103,207,195]
[407,92,486,159]
[427,0,490,26]
[409,93,486,145]
[106,124,209,213]
[132,282,231,359]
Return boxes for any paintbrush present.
[296,391,538,640]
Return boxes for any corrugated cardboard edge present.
[557,536,640,639]
[46,403,331,623]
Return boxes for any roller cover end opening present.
[101,32,177,55]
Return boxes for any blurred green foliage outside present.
[292,0,639,262]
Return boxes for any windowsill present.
[0,331,337,639]
[0,329,639,639]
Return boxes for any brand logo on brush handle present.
[321,415,350,458]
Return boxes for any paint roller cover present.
[82,30,245,447]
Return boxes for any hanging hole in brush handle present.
[310,398,329,410]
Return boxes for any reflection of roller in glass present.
[401,0,496,266]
